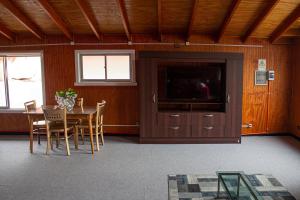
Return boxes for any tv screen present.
[160,64,225,102]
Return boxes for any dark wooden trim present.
[116,0,131,41]
[215,0,242,43]
[0,22,14,40]
[74,0,102,41]
[242,0,279,42]
[138,51,244,60]
[37,0,72,40]
[270,4,300,43]
[0,0,43,39]
[186,0,199,42]
[157,0,162,41]
[140,137,241,144]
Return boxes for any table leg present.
[88,114,94,154]
[29,117,34,153]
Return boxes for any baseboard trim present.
[140,137,241,144]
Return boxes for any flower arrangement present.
[55,88,78,111]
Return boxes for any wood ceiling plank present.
[37,0,72,40]
[270,4,300,43]
[0,21,14,40]
[0,0,43,39]
[74,0,102,40]
[215,0,242,43]
[186,0,199,42]
[242,0,279,42]
[116,0,131,41]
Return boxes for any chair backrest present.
[96,100,106,127]
[43,106,67,124]
[24,100,37,124]
[75,97,84,109]
[24,100,36,112]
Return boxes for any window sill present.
[0,109,25,113]
[74,82,137,86]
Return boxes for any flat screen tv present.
[158,63,226,102]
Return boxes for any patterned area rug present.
[168,174,296,200]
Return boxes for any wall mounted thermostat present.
[267,70,275,80]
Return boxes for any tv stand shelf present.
[158,101,225,112]
[138,51,243,144]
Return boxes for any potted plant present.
[55,88,78,111]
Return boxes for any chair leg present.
[37,132,41,145]
[74,126,78,150]
[100,125,104,145]
[64,130,70,156]
[80,128,84,144]
[95,127,100,151]
[46,130,51,155]
[50,135,54,150]
[56,132,59,148]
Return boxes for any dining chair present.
[24,100,46,145]
[43,106,77,156]
[67,97,85,143]
[75,100,106,151]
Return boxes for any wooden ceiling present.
[1,0,300,43]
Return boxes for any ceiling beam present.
[0,0,43,39]
[282,28,300,37]
[157,0,162,41]
[215,0,242,43]
[270,4,300,43]
[0,21,14,40]
[186,0,199,42]
[243,0,279,42]
[36,0,72,40]
[116,0,131,41]
[74,0,102,41]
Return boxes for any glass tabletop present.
[217,172,263,200]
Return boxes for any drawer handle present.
[169,114,180,117]
[203,114,214,117]
[169,126,180,130]
[204,126,213,130]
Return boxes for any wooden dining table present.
[24,106,97,154]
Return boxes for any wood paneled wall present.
[0,36,292,135]
[290,40,300,138]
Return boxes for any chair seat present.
[48,122,73,132]
[33,120,46,127]
[67,119,81,125]
[76,120,103,129]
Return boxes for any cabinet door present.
[191,113,225,137]
[157,112,191,137]
[139,58,158,138]
[225,59,243,138]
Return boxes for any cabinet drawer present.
[158,125,191,138]
[191,113,225,137]
[192,113,225,126]
[158,112,190,126]
[157,112,191,137]
[201,126,225,137]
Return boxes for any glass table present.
[216,171,263,200]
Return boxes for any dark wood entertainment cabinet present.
[138,51,243,144]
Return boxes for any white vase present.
[55,95,77,111]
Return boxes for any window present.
[0,52,44,110]
[75,50,136,86]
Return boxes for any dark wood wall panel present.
[0,36,292,135]
[290,40,300,138]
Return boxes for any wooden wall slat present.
[0,36,292,136]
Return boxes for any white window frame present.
[0,51,45,112]
[75,50,136,86]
